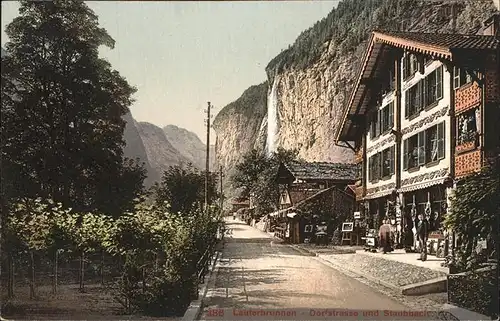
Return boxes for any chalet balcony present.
[455,82,481,114]
[455,149,482,178]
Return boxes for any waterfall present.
[266,75,279,156]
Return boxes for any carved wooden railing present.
[455,82,481,114]
[455,150,482,178]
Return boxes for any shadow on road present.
[215,268,286,288]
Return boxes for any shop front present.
[401,182,451,257]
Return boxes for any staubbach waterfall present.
[266,75,279,156]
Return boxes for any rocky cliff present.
[136,122,192,180]
[213,82,268,190]
[163,124,216,170]
[214,0,497,192]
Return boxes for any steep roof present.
[284,161,358,182]
[373,31,499,57]
[335,30,499,143]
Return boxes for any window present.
[403,53,421,79]
[405,80,424,118]
[381,146,395,178]
[403,122,446,170]
[426,126,439,163]
[405,67,444,118]
[368,153,380,182]
[370,102,394,139]
[380,102,394,134]
[369,146,395,181]
[453,67,473,89]
[457,109,478,145]
[381,63,396,95]
[426,66,443,106]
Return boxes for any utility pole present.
[204,102,212,213]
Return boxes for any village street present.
[200,218,410,320]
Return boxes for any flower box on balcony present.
[456,141,477,154]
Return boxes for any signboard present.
[342,222,354,232]
[353,211,361,219]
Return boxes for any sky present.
[1,1,339,141]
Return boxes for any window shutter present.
[405,91,410,119]
[419,80,424,111]
[437,66,443,100]
[418,131,426,165]
[368,156,373,182]
[437,122,445,159]
[389,102,394,129]
[390,145,395,175]
[377,152,382,181]
[377,109,381,136]
[453,67,460,89]
[403,139,408,170]
[418,55,425,74]
[403,54,407,78]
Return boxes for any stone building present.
[334,14,499,257]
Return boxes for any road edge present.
[182,249,221,321]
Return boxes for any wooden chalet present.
[334,13,500,257]
[271,161,359,244]
[230,197,250,212]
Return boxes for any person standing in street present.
[378,220,393,254]
[417,214,430,261]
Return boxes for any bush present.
[2,197,223,317]
[448,267,498,317]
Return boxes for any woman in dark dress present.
[378,220,393,254]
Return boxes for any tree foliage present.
[154,164,219,214]
[1,0,143,215]
[445,162,500,271]
[232,147,299,217]
[265,0,494,74]
[3,196,223,315]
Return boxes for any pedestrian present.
[378,220,393,254]
[417,214,430,261]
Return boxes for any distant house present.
[230,197,250,212]
[276,161,359,209]
[271,161,359,244]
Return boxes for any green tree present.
[445,161,500,271]
[232,147,299,217]
[1,0,139,214]
[155,164,219,214]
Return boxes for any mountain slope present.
[213,82,268,193]
[163,125,216,170]
[136,122,191,179]
[122,112,158,186]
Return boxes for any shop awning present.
[364,188,395,200]
[398,177,448,193]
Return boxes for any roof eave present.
[373,32,452,60]
[335,33,377,144]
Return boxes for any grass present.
[1,283,181,320]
